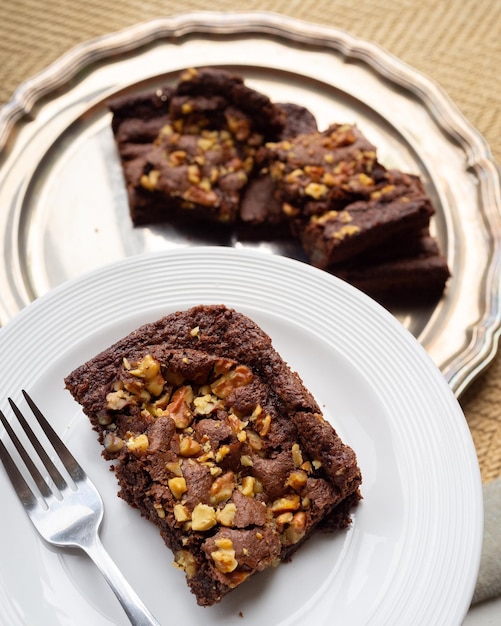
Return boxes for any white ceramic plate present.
[0,247,482,626]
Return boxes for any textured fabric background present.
[0,0,500,605]
[0,0,499,167]
[0,0,499,482]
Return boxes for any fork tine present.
[22,390,86,483]
[0,439,37,508]
[0,416,38,508]
[8,397,68,492]
[0,407,52,499]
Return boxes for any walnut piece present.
[211,537,238,573]
[191,504,217,531]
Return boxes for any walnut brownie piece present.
[108,73,449,303]
[109,67,286,225]
[333,233,450,302]
[239,102,319,233]
[275,102,319,140]
[259,125,435,267]
[260,123,385,220]
[297,170,435,268]
[108,87,174,222]
[65,305,362,607]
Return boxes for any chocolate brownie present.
[239,102,319,233]
[260,123,385,218]
[333,234,450,302]
[109,70,450,303]
[65,305,362,607]
[256,125,434,264]
[296,170,435,268]
[109,68,286,225]
[276,102,319,138]
[109,87,174,221]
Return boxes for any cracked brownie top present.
[65,304,362,606]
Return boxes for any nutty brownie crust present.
[110,68,286,225]
[109,71,450,302]
[239,102,319,232]
[259,123,386,227]
[65,305,362,606]
[297,170,435,267]
[171,67,286,138]
[259,127,435,267]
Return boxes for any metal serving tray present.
[0,11,500,396]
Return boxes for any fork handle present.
[83,535,161,626]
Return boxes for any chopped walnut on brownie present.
[110,67,286,225]
[65,305,362,607]
[258,126,435,267]
[239,102,319,233]
[259,123,384,219]
[108,69,450,303]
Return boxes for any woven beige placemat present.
[0,0,500,484]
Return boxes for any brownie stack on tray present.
[109,67,450,303]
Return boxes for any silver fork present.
[0,390,160,626]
